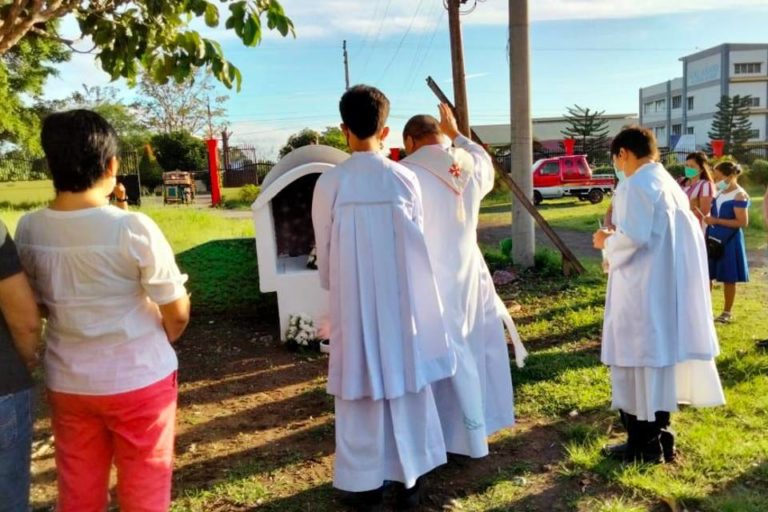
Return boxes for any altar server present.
[312,85,455,510]
[400,105,525,459]
[593,126,725,463]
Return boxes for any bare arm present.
[159,294,190,343]
[0,272,42,369]
[705,192,749,228]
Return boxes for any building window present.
[747,96,761,107]
[687,96,694,110]
[655,126,666,140]
[672,95,682,109]
[643,102,653,115]
[655,99,666,112]
[747,129,760,139]
[686,126,695,135]
[672,124,682,136]
[735,62,762,74]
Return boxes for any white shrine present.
[252,145,350,339]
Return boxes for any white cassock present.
[312,151,456,491]
[603,162,725,421]
[401,135,526,458]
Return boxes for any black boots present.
[603,410,675,464]
[339,487,384,512]
[339,479,423,511]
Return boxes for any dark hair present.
[610,125,658,159]
[42,109,119,193]
[685,151,714,183]
[714,160,743,177]
[339,85,390,140]
[403,115,440,141]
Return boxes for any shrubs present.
[748,159,768,186]
[238,184,261,204]
[666,163,685,179]
[534,248,562,276]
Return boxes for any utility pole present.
[447,0,470,136]
[509,0,535,267]
[221,127,232,171]
[343,40,350,90]
[206,97,214,140]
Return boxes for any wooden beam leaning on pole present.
[425,76,586,276]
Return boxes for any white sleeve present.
[409,173,425,231]
[311,177,333,291]
[454,134,495,196]
[604,183,656,269]
[122,213,188,305]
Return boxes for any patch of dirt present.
[29,317,587,511]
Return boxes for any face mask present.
[684,166,699,179]
[717,180,729,192]
[613,163,626,183]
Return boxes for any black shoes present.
[391,478,423,510]
[756,339,768,349]
[339,479,423,511]
[339,487,384,512]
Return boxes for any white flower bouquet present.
[285,313,320,352]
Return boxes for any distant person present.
[312,86,455,510]
[400,106,526,461]
[703,161,750,324]
[759,186,768,349]
[0,220,41,512]
[15,110,190,512]
[679,151,715,228]
[593,126,724,463]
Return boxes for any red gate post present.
[206,138,221,206]
[563,138,576,156]
[711,139,725,158]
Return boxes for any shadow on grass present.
[176,239,277,317]
[700,460,768,512]
[713,352,768,389]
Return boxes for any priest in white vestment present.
[312,85,456,510]
[400,105,526,459]
[594,126,725,464]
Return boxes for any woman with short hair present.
[15,109,190,512]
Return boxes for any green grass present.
[480,267,768,512]
[4,181,767,510]
[0,180,54,207]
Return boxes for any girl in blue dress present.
[704,161,750,323]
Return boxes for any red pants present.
[48,372,177,512]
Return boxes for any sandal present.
[715,312,732,324]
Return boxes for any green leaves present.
[68,1,294,91]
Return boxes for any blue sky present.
[47,0,768,157]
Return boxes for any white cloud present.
[275,0,768,38]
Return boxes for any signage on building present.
[688,63,721,87]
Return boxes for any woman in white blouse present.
[15,110,190,512]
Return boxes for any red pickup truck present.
[532,155,615,205]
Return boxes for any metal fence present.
[222,144,274,187]
[0,151,141,182]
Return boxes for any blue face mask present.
[717,180,728,192]
[614,163,626,183]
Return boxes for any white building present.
[474,113,638,150]
[640,43,768,147]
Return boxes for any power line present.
[377,0,427,83]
